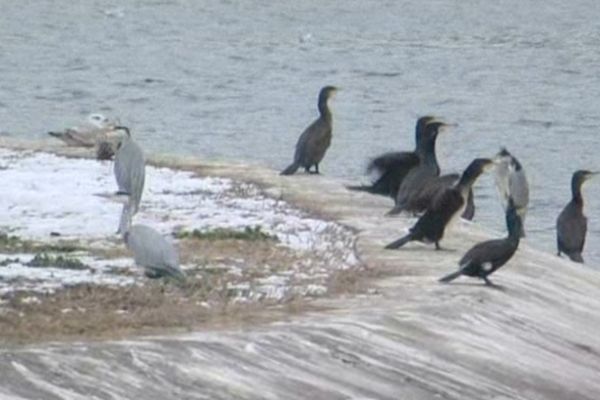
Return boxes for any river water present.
[1,0,599,265]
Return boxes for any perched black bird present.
[385,158,493,250]
[556,170,596,263]
[348,116,435,197]
[402,173,476,220]
[439,198,522,286]
[388,120,450,215]
[281,86,338,175]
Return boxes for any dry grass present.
[0,237,366,346]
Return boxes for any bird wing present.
[129,225,179,271]
[367,151,418,174]
[557,203,587,254]
[508,170,529,210]
[415,174,459,211]
[114,139,145,211]
[293,118,331,165]
[411,188,464,240]
[460,238,512,267]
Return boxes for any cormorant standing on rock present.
[347,116,435,197]
[388,120,450,215]
[494,148,529,237]
[439,198,522,286]
[385,158,494,250]
[556,170,596,263]
[281,86,338,175]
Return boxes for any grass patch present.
[0,232,81,253]
[175,226,277,242]
[0,257,21,267]
[26,253,89,270]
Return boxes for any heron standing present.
[113,126,145,233]
[494,148,529,237]
[111,192,185,281]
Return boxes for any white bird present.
[113,126,145,234]
[48,113,122,159]
[494,148,529,237]
[108,192,185,281]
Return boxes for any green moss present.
[0,233,81,253]
[26,253,89,270]
[175,226,277,242]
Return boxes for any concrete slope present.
[1,138,599,399]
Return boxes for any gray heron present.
[556,170,596,263]
[281,86,338,175]
[113,126,145,234]
[494,148,529,237]
[440,198,521,286]
[110,192,186,281]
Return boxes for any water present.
[1,0,599,265]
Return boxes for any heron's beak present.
[95,191,131,204]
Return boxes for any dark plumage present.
[404,173,476,220]
[439,198,522,286]
[281,86,338,175]
[388,120,449,215]
[385,158,493,250]
[347,116,435,197]
[556,170,596,263]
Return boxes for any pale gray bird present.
[494,148,529,237]
[48,113,123,160]
[113,126,145,233]
[111,192,185,281]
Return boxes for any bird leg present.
[483,276,494,286]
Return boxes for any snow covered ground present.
[0,148,357,299]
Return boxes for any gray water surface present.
[1,0,599,264]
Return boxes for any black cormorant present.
[388,120,450,215]
[494,148,529,237]
[347,116,435,197]
[402,173,476,220]
[439,198,522,286]
[384,158,493,250]
[556,170,596,263]
[281,86,338,175]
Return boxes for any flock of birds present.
[47,86,596,287]
[278,86,596,286]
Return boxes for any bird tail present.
[386,205,403,216]
[280,162,299,176]
[48,131,64,139]
[568,252,584,263]
[439,269,463,283]
[346,184,374,193]
[384,233,413,249]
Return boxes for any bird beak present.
[484,159,496,171]
[95,191,131,204]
